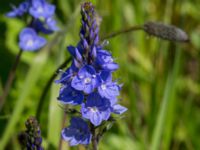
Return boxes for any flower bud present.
[143,21,189,42]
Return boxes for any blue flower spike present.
[57,2,127,146]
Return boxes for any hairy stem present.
[101,25,143,40]
[0,49,23,111]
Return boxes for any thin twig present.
[0,49,23,111]
[101,25,143,40]
[35,57,71,121]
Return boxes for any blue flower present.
[96,50,119,71]
[62,117,92,146]
[19,28,46,51]
[58,85,84,105]
[71,65,100,94]
[6,1,29,17]
[112,104,127,115]
[45,17,59,31]
[31,19,52,34]
[29,0,55,19]
[98,71,120,100]
[31,18,59,34]
[81,93,111,126]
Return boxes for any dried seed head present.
[143,21,189,42]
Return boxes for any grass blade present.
[150,48,181,150]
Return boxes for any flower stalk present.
[91,124,98,150]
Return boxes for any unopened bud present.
[143,21,189,42]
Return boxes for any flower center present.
[79,75,84,79]
[27,40,34,47]
[37,7,44,13]
[90,107,98,112]
[101,84,106,90]
[84,77,91,84]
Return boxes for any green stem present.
[150,48,181,150]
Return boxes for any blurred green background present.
[0,0,200,150]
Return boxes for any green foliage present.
[0,0,200,150]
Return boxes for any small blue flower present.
[71,65,100,94]
[98,71,120,100]
[96,50,119,71]
[32,18,59,34]
[81,93,111,126]
[45,17,59,31]
[19,28,46,51]
[6,1,29,17]
[62,117,92,146]
[112,104,127,115]
[58,85,84,105]
[31,19,52,34]
[29,0,55,19]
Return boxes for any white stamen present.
[27,40,33,47]
[101,84,106,90]
[37,7,44,13]
[90,107,98,112]
[84,77,91,84]
[79,75,84,79]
